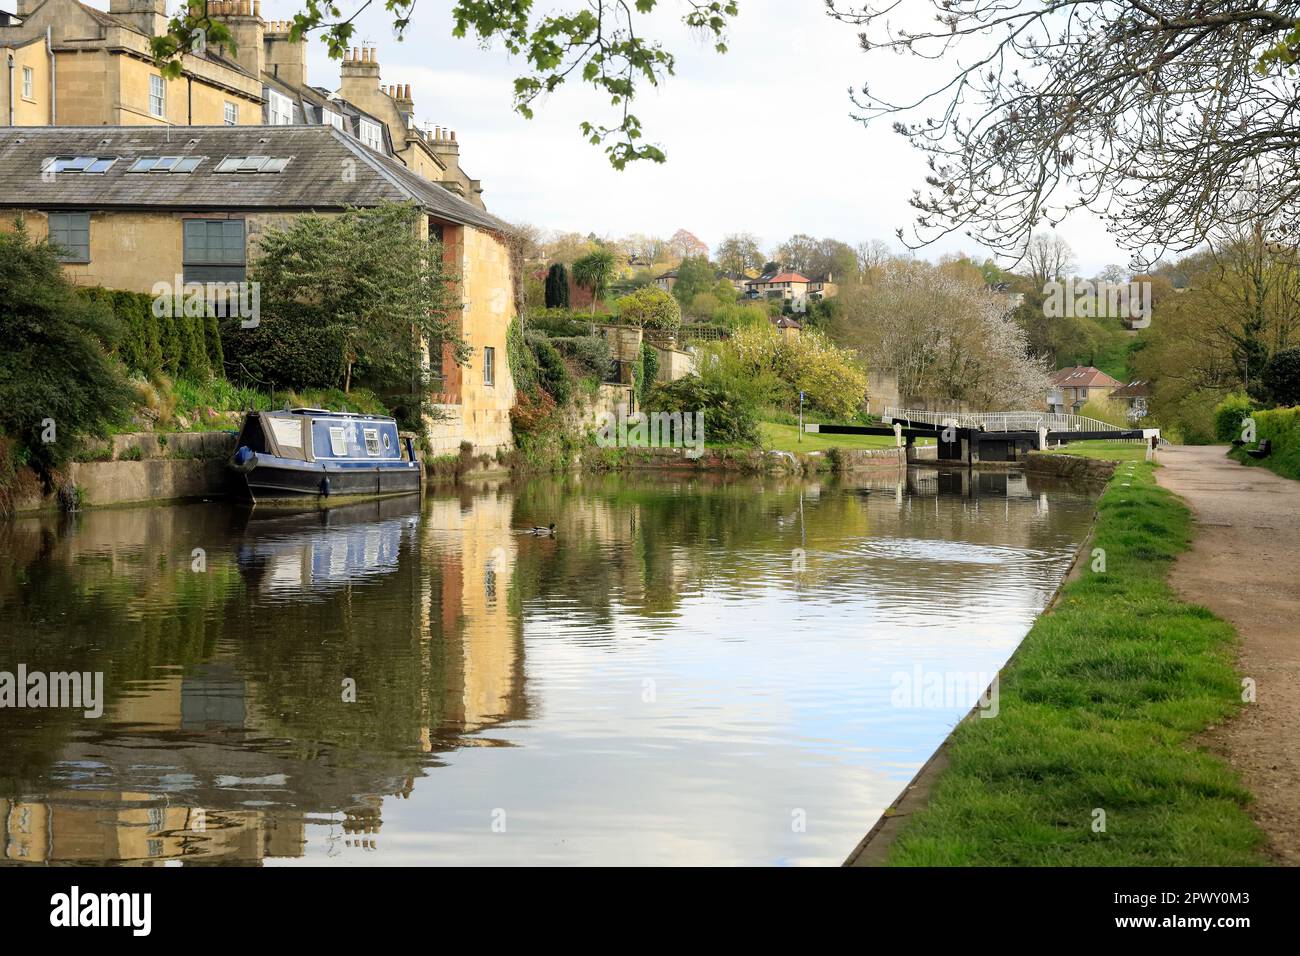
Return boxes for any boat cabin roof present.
[272,408,397,423]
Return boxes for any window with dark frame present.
[182,219,246,283]
[483,346,495,387]
[47,212,90,262]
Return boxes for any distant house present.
[1047,366,1122,413]
[770,315,803,339]
[807,273,838,301]
[653,269,678,293]
[1109,380,1151,421]
[719,270,751,294]
[746,271,812,310]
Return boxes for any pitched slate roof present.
[0,125,507,231]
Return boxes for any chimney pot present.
[451,130,456,142]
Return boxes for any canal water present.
[0,467,1097,866]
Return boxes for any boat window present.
[363,428,381,456]
[382,433,392,450]
[329,426,348,456]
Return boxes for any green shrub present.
[1229,405,1300,481]
[1262,346,1300,408]
[1213,393,1255,443]
[645,375,760,447]
[551,334,610,379]
[544,263,570,310]
[524,330,573,405]
[223,301,349,391]
[527,309,593,337]
[616,286,682,333]
[0,227,132,474]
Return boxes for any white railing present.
[883,407,1162,443]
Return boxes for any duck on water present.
[229,408,421,504]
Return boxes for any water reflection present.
[0,467,1097,865]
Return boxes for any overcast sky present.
[237,1,1129,274]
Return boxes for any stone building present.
[0,124,518,456]
[0,0,486,206]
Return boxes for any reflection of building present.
[423,489,526,733]
[0,491,529,865]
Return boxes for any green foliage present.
[671,255,716,305]
[551,334,610,379]
[1262,346,1300,407]
[636,342,658,404]
[524,330,573,405]
[616,285,681,332]
[544,263,570,309]
[0,226,133,474]
[572,248,617,314]
[1213,393,1255,443]
[1229,405,1300,481]
[1078,395,1130,428]
[527,309,592,336]
[225,203,462,409]
[506,318,540,396]
[645,375,760,447]
[887,463,1264,866]
[729,324,868,418]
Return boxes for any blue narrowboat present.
[229,408,421,503]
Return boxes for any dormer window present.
[359,118,383,152]
[267,89,294,125]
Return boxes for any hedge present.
[78,287,220,382]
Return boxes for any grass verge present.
[885,459,1266,865]
[1041,440,1152,462]
[759,421,934,453]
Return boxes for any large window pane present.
[47,212,90,262]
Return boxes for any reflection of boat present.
[229,409,420,503]
[233,497,420,597]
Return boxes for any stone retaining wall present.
[1023,451,1119,483]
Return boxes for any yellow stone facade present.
[1,1,262,127]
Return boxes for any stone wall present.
[596,323,643,364]
[566,384,635,433]
[12,431,238,513]
[1023,451,1119,483]
[653,344,696,383]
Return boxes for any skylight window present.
[127,156,202,173]
[214,156,290,173]
[44,156,118,174]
